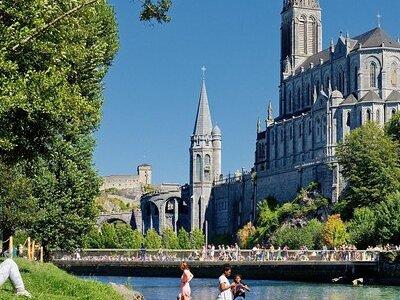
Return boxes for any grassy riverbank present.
[0,259,123,299]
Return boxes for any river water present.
[88,276,400,300]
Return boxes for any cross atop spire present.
[201,66,206,80]
[377,12,382,28]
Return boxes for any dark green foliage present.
[385,111,400,142]
[161,227,179,249]
[271,219,324,249]
[178,228,191,249]
[140,0,172,23]
[337,122,400,212]
[375,192,400,245]
[190,228,205,249]
[347,207,377,249]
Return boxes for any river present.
[87,276,400,300]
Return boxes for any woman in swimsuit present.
[178,261,194,300]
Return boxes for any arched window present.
[288,91,292,112]
[195,154,202,181]
[354,66,358,91]
[366,109,372,121]
[309,120,312,135]
[308,16,317,54]
[299,16,307,54]
[271,131,275,144]
[305,84,310,107]
[346,111,351,127]
[376,109,381,123]
[370,62,377,88]
[316,118,321,137]
[297,87,302,110]
[392,108,397,117]
[391,63,398,87]
[299,123,303,137]
[290,126,293,140]
[205,154,211,165]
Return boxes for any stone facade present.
[206,0,400,237]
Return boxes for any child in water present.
[231,274,250,300]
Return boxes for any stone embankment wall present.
[55,260,400,286]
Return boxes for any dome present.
[331,89,343,99]
[212,125,221,135]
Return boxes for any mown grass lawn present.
[0,259,123,300]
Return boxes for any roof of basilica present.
[340,93,358,105]
[386,90,400,102]
[360,90,383,103]
[296,27,400,74]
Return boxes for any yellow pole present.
[27,237,31,260]
[40,246,44,263]
[8,236,13,258]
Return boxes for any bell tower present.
[189,67,222,231]
[281,0,322,76]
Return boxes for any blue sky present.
[95,0,400,184]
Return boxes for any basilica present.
[141,0,400,238]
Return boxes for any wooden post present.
[31,240,35,261]
[8,236,13,258]
[27,237,31,260]
[40,247,44,263]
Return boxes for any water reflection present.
[87,276,400,300]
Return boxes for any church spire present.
[267,101,274,126]
[193,77,213,136]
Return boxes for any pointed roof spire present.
[193,71,213,136]
[267,101,274,126]
[257,118,261,133]
[328,78,332,97]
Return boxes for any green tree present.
[132,229,144,249]
[385,111,400,142]
[375,192,400,245]
[337,122,400,212]
[178,228,191,249]
[323,214,348,248]
[0,162,38,249]
[0,0,174,252]
[190,229,205,249]
[83,228,104,249]
[304,219,324,249]
[145,229,162,249]
[101,223,118,249]
[115,224,137,248]
[347,207,377,249]
[161,227,179,249]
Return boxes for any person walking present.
[0,259,31,298]
[217,264,234,300]
[178,261,193,300]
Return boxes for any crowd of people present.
[54,243,400,263]
[178,262,248,300]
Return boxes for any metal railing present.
[52,249,387,263]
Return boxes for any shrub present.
[271,225,313,249]
[305,219,324,249]
[177,228,191,249]
[144,229,162,249]
[161,227,179,249]
[237,223,256,249]
[190,229,205,249]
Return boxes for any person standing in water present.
[231,274,250,300]
[217,264,234,300]
[178,261,193,300]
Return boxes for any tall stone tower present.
[190,74,222,231]
[281,0,322,75]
